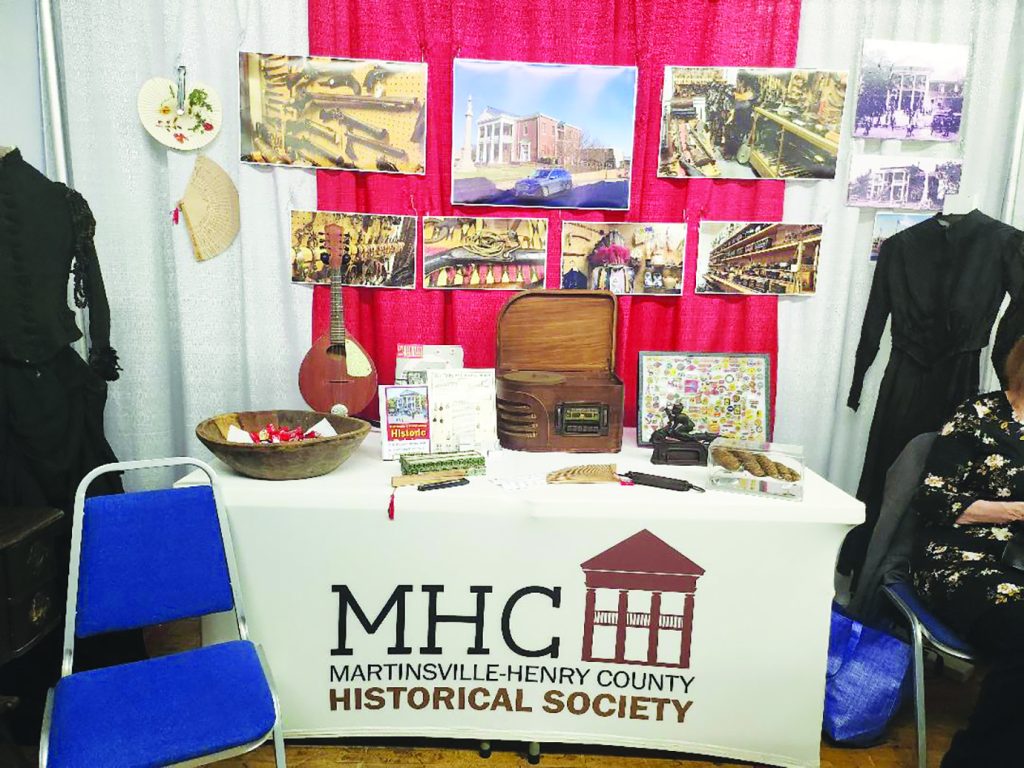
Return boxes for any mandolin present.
[298,222,378,415]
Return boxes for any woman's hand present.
[955,500,1024,525]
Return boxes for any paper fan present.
[178,156,239,261]
[137,76,222,150]
[546,464,620,484]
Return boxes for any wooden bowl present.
[195,410,370,480]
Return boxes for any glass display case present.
[708,438,805,500]
[748,107,839,179]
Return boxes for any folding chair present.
[39,458,286,767]
[883,581,975,768]
[851,430,976,768]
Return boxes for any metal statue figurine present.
[650,404,717,466]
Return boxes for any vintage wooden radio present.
[496,290,623,453]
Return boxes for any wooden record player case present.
[496,290,623,453]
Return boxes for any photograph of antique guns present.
[239,52,427,174]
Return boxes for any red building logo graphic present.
[580,529,704,669]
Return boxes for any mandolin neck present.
[329,267,347,347]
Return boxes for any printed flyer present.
[379,384,431,459]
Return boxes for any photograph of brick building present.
[473,108,583,166]
[452,59,637,210]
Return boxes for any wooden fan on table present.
[298,223,377,415]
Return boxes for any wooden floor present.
[163,621,976,768]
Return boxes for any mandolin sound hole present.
[327,344,347,356]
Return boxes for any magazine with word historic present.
[378,384,431,460]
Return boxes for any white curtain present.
[57,0,316,483]
[777,0,1024,493]
[53,0,1024,492]
[1,0,46,169]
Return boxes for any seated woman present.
[913,338,1024,767]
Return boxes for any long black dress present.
[0,148,134,742]
[0,148,122,508]
[844,210,1024,574]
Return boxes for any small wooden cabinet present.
[0,507,65,664]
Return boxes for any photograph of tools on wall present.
[422,217,548,289]
[239,52,427,174]
[291,210,417,288]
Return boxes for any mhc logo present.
[580,529,704,669]
[330,529,703,668]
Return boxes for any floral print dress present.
[913,391,1024,634]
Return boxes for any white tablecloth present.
[179,429,862,768]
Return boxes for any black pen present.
[417,478,471,491]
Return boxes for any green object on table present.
[399,451,486,476]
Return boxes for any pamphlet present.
[427,368,498,454]
[378,384,431,460]
[395,344,464,384]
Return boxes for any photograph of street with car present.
[451,59,637,210]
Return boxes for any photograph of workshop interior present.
[696,222,822,295]
[239,51,426,173]
[290,210,417,288]
[422,217,548,289]
[560,221,686,294]
[657,66,847,180]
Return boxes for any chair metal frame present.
[38,458,286,768]
[883,583,976,768]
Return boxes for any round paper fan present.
[178,156,239,261]
[137,76,222,150]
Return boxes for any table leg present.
[527,741,541,765]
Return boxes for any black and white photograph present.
[847,155,963,210]
[854,39,969,142]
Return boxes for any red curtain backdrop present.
[308,0,802,425]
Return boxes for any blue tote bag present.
[823,604,912,745]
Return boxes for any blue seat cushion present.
[77,485,235,637]
[48,640,276,767]
[885,581,975,656]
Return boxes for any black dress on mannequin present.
[0,148,122,507]
[0,148,143,743]
[844,210,1024,575]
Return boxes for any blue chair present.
[39,458,286,768]
[883,582,975,768]
[852,432,975,768]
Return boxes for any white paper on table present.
[487,474,547,491]
[427,368,497,454]
[395,344,464,384]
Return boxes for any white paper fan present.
[137,76,222,150]
[178,156,239,261]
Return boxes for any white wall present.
[0,0,45,169]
